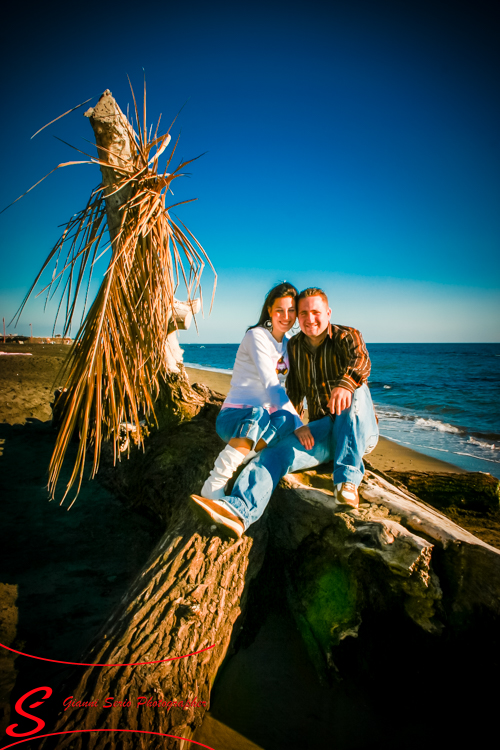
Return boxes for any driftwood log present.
[43,395,268,749]
[383,469,500,511]
[265,466,500,746]
[273,466,500,662]
[44,407,500,749]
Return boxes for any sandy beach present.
[1,344,499,749]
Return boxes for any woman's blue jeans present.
[222,384,379,530]
[216,406,298,449]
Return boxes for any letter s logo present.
[6,686,53,737]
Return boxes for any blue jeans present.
[216,406,298,449]
[223,384,379,529]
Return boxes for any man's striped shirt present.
[286,325,371,422]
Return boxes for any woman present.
[197,281,302,502]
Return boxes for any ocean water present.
[182,342,500,478]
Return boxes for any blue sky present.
[1,0,499,342]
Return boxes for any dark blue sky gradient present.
[1,0,499,341]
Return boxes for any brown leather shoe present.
[190,494,245,538]
[333,482,359,508]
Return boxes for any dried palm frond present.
[12,86,216,506]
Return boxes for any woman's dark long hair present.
[247,282,299,331]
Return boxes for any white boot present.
[242,449,257,465]
[201,445,248,500]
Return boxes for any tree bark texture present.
[47,520,266,750]
[43,394,268,750]
[84,91,134,247]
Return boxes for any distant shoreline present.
[0,343,471,475]
[184,362,234,375]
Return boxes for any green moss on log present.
[300,561,359,651]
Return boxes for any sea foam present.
[467,436,499,451]
[414,418,461,434]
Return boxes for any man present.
[191,288,379,538]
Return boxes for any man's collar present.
[293,324,333,347]
[301,326,331,351]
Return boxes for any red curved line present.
[0,641,215,667]
[0,729,215,750]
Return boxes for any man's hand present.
[328,387,352,415]
[295,425,315,450]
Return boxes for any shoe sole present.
[340,499,359,509]
[190,494,245,539]
[334,493,359,509]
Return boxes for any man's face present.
[298,295,331,340]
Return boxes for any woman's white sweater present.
[223,327,301,424]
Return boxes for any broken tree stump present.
[48,520,266,750]
[43,396,268,750]
[84,89,208,420]
[269,466,500,683]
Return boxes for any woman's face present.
[268,296,297,336]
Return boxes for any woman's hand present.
[295,425,315,450]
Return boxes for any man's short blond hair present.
[297,287,329,307]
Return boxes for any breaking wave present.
[467,436,500,451]
[414,418,462,434]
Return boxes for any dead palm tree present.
[5,87,270,750]
[12,86,216,505]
